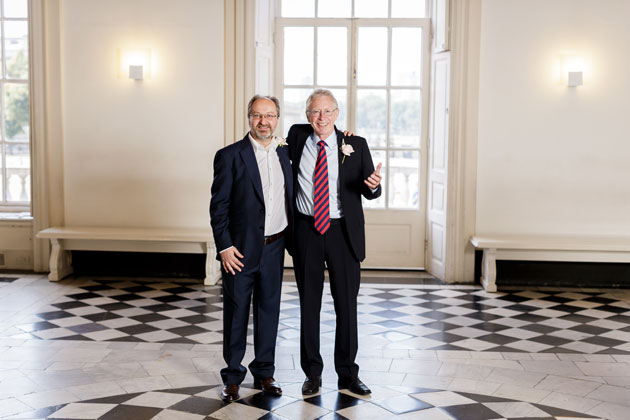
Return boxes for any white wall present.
[61,0,224,229]
[476,0,630,236]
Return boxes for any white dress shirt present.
[219,135,287,254]
[296,132,343,218]
[249,134,288,236]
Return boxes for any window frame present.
[0,0,30,213]
[275,12,431,210]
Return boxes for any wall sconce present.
[118,48,151,81]
[561,55,585,87]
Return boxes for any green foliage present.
[5,50,29,139]
[356,93,420,132]
[7,49,28,79]
[5,83,29,139]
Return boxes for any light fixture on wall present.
[561,55,585,87]
[567,70,583,87]
[118,48,151,81]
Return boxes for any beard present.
[253,125,273,140]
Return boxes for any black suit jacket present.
[210,134,293,268]
[287,124,381,262]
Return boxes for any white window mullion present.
[385,26,393,208]
[1,1,5,82]
[313,26,318,88]
[348,19,358,131]
[1,0,5,202]
[1,81,6,203]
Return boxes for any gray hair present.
[247,95,280,117]
[305,88,338,112]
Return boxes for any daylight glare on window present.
[278,0,428,210]
[1,0,30,207]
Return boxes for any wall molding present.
[224,0,256,145]
[29,0,49,271]
[444,0,481,283]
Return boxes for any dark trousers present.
[220,237,284,385]
[293,213,360,379]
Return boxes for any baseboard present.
[72,251,206,279]
[474,250,630,288]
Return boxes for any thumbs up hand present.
[364,162,382,189]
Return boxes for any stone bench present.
[37,227,220,285]
[470,234,630,292]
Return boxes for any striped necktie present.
[313,140,330,234]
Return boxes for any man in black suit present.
[210,95,293,402]
[288,89,382,396]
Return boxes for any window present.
[276,0,429,210]
[0,0,30,211]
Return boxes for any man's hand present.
[364,162,382,189]
[220,247,244,275]
[343,130,356,137]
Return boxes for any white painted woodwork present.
[363,210,425,268]
[37,227,219,285]
[471,235,630,292]
[274,16,431,269]
[431,0,450,52]
[255,0,275,95]
[425,52,450,280]
[29,0,51,272]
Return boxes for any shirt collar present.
[248,132,277,152]
[310,129,338,149]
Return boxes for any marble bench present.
[36,227,220,285]
[470,234,630,292]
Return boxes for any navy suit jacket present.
[210,134,293,269]
[287,124,381,262]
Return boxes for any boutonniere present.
[275,136,288,148]
[340,139,354,163]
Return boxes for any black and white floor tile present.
[5,383,601,420]
[1,274,629,419]
[11,279,630,355]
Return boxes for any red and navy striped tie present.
[313,140,330,234]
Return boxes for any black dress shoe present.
[254,377,282,396]
[221,384,240,402]
[338,377,371,395]
[301,376,322,395]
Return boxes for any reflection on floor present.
[1,273,630,419]
[10,384,598,420]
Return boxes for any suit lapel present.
[293,129,310,172]
[238,136,264,203]
[335,128,345,201]
[277,147,293,197]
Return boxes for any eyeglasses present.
[307,108,338,117]
[249,113,278,120]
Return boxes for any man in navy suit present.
[210,95,292,402]
[288,89,382,396]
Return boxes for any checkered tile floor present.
[5,384,602,420]
[12,279,630,354]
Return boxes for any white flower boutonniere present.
[276,136,288,148]
[340,139,354,163]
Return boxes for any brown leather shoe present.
[254,377,282,396]
[221,384,239,402]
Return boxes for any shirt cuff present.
[219,246,234,254]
